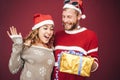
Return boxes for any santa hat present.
[32,13,54,30]
[63,0,86,19]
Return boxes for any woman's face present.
[38,24,54,44]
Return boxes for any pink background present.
[0,0,119,80]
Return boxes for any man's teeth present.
[65,24,70,26]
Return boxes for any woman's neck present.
[33,42,49,48]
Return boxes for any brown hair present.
[23,28,54,48]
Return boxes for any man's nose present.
[63,17,68,23]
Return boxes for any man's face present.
[62,8,79,30]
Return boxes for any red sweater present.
[52,27,99,80]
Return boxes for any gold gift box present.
[59,52,94,77]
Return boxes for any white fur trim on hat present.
[63,4,86,19]
[63,4,82,14]
[32,20,54,30]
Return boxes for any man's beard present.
[69,23,77,30]
[63,22,78,31]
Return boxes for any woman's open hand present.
[7,26,21,38]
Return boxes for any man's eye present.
[68,16,71,18]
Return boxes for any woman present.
[7,13,55,80]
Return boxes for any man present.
[53,0,99,80]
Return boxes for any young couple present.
[7,0,99,80]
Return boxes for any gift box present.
[58,51,94,77]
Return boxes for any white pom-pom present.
[81,14,86,19]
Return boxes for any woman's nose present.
[47,29,53,35]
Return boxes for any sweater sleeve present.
[8,35,24,74]
[87,32,99,72]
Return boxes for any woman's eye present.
[43,27,47,30]
[50,28,54,30]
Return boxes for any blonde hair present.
[23,29,54,48]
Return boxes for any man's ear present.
[78,14,81,20]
